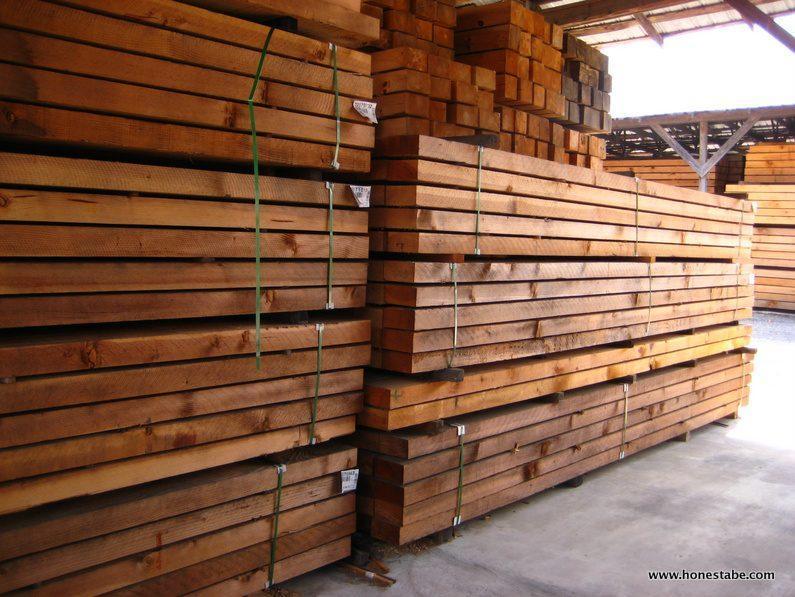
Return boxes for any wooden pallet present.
[361,323,751,430]
[0,151,369,327]
[0,443,357,594]
[0,318,369,515]
[368,136,753,259]
[0,0,374,171]
[355,351,752,544]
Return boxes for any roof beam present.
[633,12,664,45]
[724,0,795,53]
[613,104,795,128]
[542,1,684,26]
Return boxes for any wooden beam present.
[614,104,795,128]
[700,117,758,174]
[633,12,664,46]
[649,123,701,173]
[541,1,684,26]
[725,0,795,53]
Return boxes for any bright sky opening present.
[602,14,795,117]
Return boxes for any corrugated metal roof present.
[538,0,795,45]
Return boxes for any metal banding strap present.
[634,177,640,257]
[446,263,459,368]
[734,206,745,321]
[646,261,653,334]
[266,463,287,589]
[474,146,484,256]
[449,423,466,526]
[309,323,325,445]
[619,382,630,459]
[325,182,335,310]
[247,27,275,370]
[330,43,341,170]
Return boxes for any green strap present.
[449,423,466,526]
[619,383,630,459]
[446,263,458,369]
[474,146,483,256]
[325,182,335,310]
[247,27,275,370]
[309,323,325,445]
[330,44,341,170]
[267,463,287,589]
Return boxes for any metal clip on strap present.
[447,263,459,369]
[449,423,466,526]
[329,43,341,170]
[267,463,287,589]
[309,323,325,445]
[474,146,484,256]
[619,383,630,459]
[247,27,275,370]
[325,182,335,310]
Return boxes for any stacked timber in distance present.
[0,444,359,593]
[742,143,795,183]
[605,154,744,194]
[356,134,754,544]
[0,0,375,591]
[0,0,374,172]
[728,183,795,311]
[363,0,458,59]
[356,350,753,544]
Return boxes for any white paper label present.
[341,468,359,493]
[353,100,378,124]
[749,273,755,285]
[349,185,371,208]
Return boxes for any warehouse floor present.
[285,311,795,597]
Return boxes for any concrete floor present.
[285,311,795,596]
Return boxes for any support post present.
[698,121,709,192]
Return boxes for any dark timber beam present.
[542,1,684,26]
[614,104,795,128]
[725,0,795,53]
[633,12,664,45]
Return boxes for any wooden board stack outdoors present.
[0,0,759,589]
[728,183,795,312]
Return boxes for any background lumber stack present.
[356,350,753,544]
[604,154,744,194]
[456,1,566,120]
[728,183,795,312]
[364,0,457,58]
[742,143,795,183]
[561,33,612,133]
[0,0,374,591]
[372,46,501,139]
[357,134,753,543]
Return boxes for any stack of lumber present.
[727,183,795,311]
[369,136,753,260]
[178,0,380,48]
[0,443,358,594]
[561,33,612,133]
[367,259,752,374]
[605,158,718,192]
[0,0,375,172]
[0,1,375,591]
[742,143,795,183]
[455,1,567,120]
[364,0,457,58]
[0,151,369,328]
[496,94,606,166]
[372,46,500,139]
[356,349,753,544]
